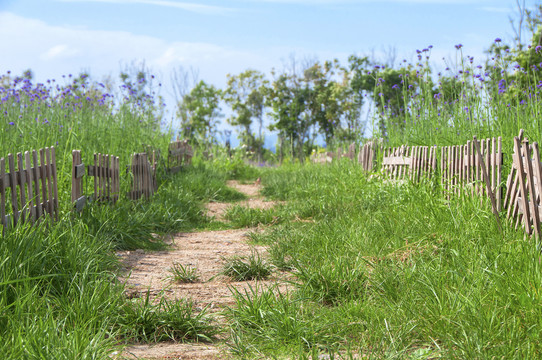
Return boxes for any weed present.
[169,263,199,283]
[224,205,282,228]
[117,291,217,343]
[222,252,272,281]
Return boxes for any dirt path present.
[205,180,281,221]
[117,180,286,360]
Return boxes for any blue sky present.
[0,0,532,144]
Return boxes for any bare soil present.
[116,180,288,360]
[205,180,282,221]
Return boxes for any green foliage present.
[224,205,283,228]
[226,162,542,358]
[223,70,268,155]
[205,151,262,181]
[222,252,272,281]
[226,285,343,356]
[178,80,222,146]
[169,263,200,283]
[117,292,216,343]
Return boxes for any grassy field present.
[0,162,256,359]
[224,161,542,359]
[3,61,542,359]
[0,72,258,358]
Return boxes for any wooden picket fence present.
[0,147,58,231]
[382,145,437,182]
[144,146,160,176]
[343,143,356,160]
[503,134,542,237]
[129,153,155,200]
[310,152,333,164]
[6,134,542,242]
[72,151,120,211]
[358,141,376,172]
[440,137,503,211]
[311,142,377,167]
[168,140,193,174]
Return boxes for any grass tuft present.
[169,263,200,283]
[117,291,217,343]
[222,252,272,281]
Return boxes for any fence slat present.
[32,151,42,220]
[8,154,18,227]
[17,153,27,224]
[45,148,54,218]
[524,142,541,238]
[25,152,36,223]
[514,137,532,235]
[51,147,59,221]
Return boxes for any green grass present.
[169,263,200,283]
[225,162,542,359]
[0,160,246,358]
[223,205,283,228]
[116,291,217,343]
[222,251,273,281]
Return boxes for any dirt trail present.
[117,180,285,360]
[205,180,282,221]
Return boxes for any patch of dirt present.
[118,229,287,308]
[116,180,290,360]
[205,180,283,220]
[118,342,224,360]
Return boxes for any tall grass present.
[368,48,542,154]
[0,72,255,358]
[227,162,542,358]
[0,159,242,358]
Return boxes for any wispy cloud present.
[0,11,269,86]
[57,0,235,15]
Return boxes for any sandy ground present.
[204,180,282,221]
[116,180,287,360]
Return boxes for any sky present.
[0,0,534,145]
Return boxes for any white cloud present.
[0,11,269,85]
[56,0,235,15]
[40,44,80,60]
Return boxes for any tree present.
[222,70,268,157]
[178,80,222,146]
[303,60,363,145]
[267,68,309,161]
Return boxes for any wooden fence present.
[129,153,155,200]
[0,139,192,232]
[72,151,120,212]
[503,135,542,237]
[1,147,58,231]
[144,146,160,178]
[310,152,333,164]
[5,135,542,240]
[168,140,193,174]
[311,142,377,168]
[382,145,437,182]
[358,141,376,172]
[440,137,503,210]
